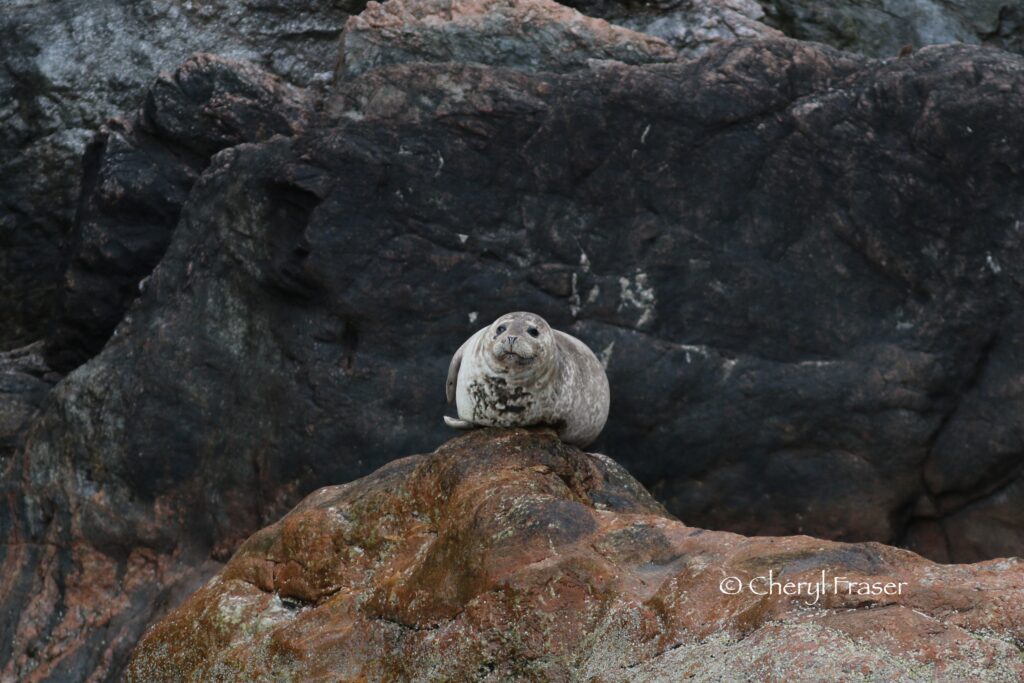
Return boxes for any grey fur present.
[445,312,610,446]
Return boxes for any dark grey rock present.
[5,0,1020,353]
[0,0,360,349]
[567,0,782,55]
[44,54,314,373]
[0,342,52,465]
[757,0,1024,57]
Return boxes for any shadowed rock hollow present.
[126,429,1024,682]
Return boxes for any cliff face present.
[0,0,361,348]
[127,429,1024,681]
[4,0,1021,349]
[3,0,1024,681]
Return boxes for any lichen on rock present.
[126,430,1024,681]
[338,0,679,78]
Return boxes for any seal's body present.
[445,312,609,447]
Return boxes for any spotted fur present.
[445,312,609,447]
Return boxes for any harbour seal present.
[444,312,610,447]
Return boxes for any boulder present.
[126,429,1024,681]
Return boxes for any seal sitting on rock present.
[445,312,610,446]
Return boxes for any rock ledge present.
[128,430,1024,682]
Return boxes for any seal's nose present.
[506,335,518,347]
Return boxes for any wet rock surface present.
[126,429,1024,682]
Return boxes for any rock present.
[338,0,679,79]
[0,343,53,463]
[6,37,1024,682]
[2,0,1020,352]
[0,124,90,349]
[757,0,1024,57]
[0,0,360,348]
[45,54,314,373]
[572,0,783,56]
[126,429,1024,681]
[555,0,1024,59]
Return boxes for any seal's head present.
[483,312,555,372]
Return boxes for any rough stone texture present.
[3,0,1021,352]
[44,54,314,373]
[0,343,53,464]
[4,37,1024,682]
[233,40,1024,564]
[338,0,679,79]
[0,0,361,348]
[757,0,1024,57]
[553,0,1024,59]
[568,0,783,55]
[127,429,1024,682]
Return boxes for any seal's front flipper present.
[444,416,476,430]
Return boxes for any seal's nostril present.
[507,336,518,347]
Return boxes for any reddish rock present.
[339,0,679,78]
[127,430,1024,681]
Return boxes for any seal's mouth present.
[500,351,535,364]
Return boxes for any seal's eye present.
[527,327,539,337]
[496,325,507,335]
